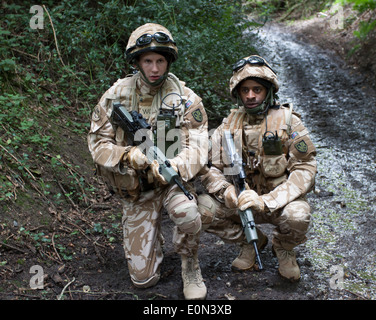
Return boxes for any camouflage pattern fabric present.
[198,193,310,249]
[229,55,279,99]
[122,184,201,286]
[126,23,178,64]
[88,72,208,196]
[88,72,208,287]
[200,104,317,249]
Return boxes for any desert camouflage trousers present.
[121,183,201,288]
[198,194,311,250]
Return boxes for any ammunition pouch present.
[96,164,141,202]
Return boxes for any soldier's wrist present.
[215,182,232,202]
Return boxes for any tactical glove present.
[223,185,238,208]
[150,159,178,185]
[238,189,265,213]
[126,146,149,170]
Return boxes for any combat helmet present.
[229,55,279,114]
[126,23,178,64]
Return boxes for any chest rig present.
[140,73,186,158]
[107,72,187,156]
[223,104,293,194]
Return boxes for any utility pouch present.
[261,130,286,178]
[261,154,287,178]
[262,131,283,155]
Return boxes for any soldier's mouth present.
[150,76,161,82]
[245,103,259,109]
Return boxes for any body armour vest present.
[224,104,294,195]
[90,73,188,197]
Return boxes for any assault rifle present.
[111,102,193,200]
[223,130,263,270]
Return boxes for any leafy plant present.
[0,0,258,205]
[354,19,376,40]
[341,0,376,11]
[337,0,376,54]
[243,0,334,20]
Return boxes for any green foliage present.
[244,0,334,20]
[338,0,376,53]
[340,0,376,12]
[168,0,260,118]
[354,19,376,39]
[0,0,257,204]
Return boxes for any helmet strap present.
[240,88,274,115]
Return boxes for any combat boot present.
[272,243,300,281]
[181,253,207,300]
[232,229,268,270]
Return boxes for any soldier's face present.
[238,79,267,111]
[138,52,168,83]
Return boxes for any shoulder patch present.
[191,109,203,122]
[92,105,101,121]
[294,140,308,153]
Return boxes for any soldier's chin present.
[245,103,259,109]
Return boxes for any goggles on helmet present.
[232,56,276,75]
[126,32,176,54]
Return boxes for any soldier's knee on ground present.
[197,194,217,230]
[166,194,201,234]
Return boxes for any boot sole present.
[278,269,300,282]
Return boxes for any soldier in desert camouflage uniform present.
[198,55,317,281]
[88,23,208,299]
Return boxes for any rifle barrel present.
[223,130,263,270]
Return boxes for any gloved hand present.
[126,146,149,170]
[238,189,265,213]
[223,185,238,208]
[150,159,178,185]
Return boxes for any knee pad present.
[197,194,217,230]
[278,200,311,245]
[166,194,201,234]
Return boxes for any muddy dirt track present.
[1,23,375,307]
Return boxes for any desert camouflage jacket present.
[201,104,317,212]
[88,72,208,198]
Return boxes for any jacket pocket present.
[260,154,288,178]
